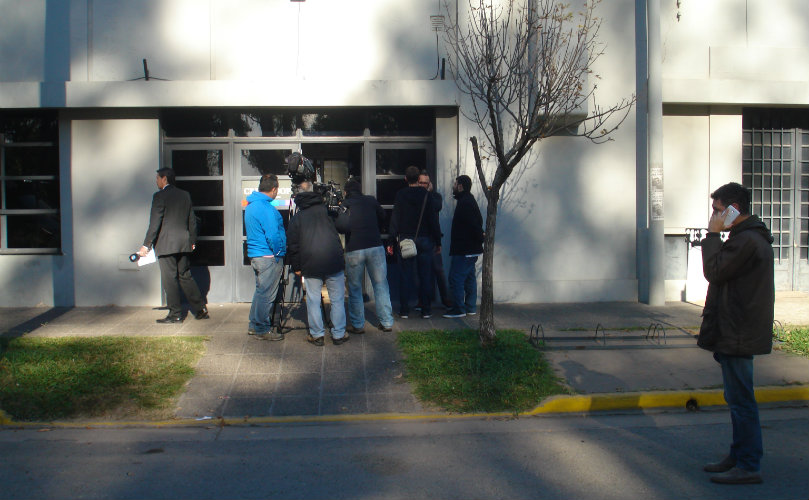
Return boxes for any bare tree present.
[443,0,635,345]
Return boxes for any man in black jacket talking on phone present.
[698,182,774,485]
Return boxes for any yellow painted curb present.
[526,385,809,415]
[1,385,806,428]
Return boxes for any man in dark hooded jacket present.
[699,182,774,485]
[286,185,348,346]
[443,175,484,318]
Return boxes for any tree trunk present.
[478,188,499,346]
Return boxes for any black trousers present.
[158,253,205,317]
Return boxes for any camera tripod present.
[268,263,333,335]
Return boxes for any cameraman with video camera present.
[286,183,349,346]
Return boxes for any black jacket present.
[286,191,345,278]
[142,184,197,256]
[389,186,441,246]
[336,191,386,252]
[449,190,484,256]
[699,215,774,356]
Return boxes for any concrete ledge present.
[2,385,806,429]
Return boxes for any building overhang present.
[663,78,809,107]
[0,79,460,109]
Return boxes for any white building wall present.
[0,0,47,81]
[0,257,55,306]
[453,0,638,303]
[1,0,806,306]
[70,117,162,306]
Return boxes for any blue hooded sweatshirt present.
[244,191,286,258]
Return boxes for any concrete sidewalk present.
[1,293,808,423]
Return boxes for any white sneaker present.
[442,312,466,318]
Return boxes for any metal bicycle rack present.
[528,320,698,351]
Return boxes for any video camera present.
[286,152,344,212]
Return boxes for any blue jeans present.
[448,255,478,315]
[303,271,346,339]
[248,256,283,334]
[398,236,434,316]
[345,246,394,328]
[715,352,763,472]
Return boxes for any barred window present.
[0,111,60,253]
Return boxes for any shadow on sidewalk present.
[0,307,71,339]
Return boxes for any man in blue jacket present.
[245,174,287,341]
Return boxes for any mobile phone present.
[723,205,740,227]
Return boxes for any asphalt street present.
[1,407,807,499]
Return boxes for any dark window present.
[162,108,436,138]
[300,109,365,136]
[172,150,223,176]
[233,112,297,137]
[375,149,427,175]
[368,108,434,136]
[240,149,291,176]
[1,111,60,253]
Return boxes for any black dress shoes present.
[156,315,183,324]
[194,308,210,320]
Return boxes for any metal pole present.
[646,0,666,305]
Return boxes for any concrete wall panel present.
[0,256,54,306]
[71,118,161,306]
[663,112,709,231]
[0,0,46,82]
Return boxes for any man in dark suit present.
[138,168,209,323]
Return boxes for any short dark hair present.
[456,175,472,193]
[258,174,279,193]
[711,182,751,215]
[156,167,175,185]
[405,165,421,184]
[344,178,362,194]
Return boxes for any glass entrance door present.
[234,144,295,302]
[166,144,231,303]
[743,128,809,291]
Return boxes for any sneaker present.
[306,334,324,346]
[709,467,762,485]
[194,308,210,320]
[377,323,393,332]
[703,455,736,473]
[398,313,409,319]
[256,331,284,341]
[466,311,477,316]
[247,328,256,335]
[442,312,466,318]
[421,313,432,319]
[332,334,350,345]
[414,305,422,312]
[346,325,365,334]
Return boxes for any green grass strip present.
[397,329,569,414]
[0,336,206,421]
[775,325,809,357]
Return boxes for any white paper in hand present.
[137,248,157,267]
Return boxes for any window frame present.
[0,128,61,255]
